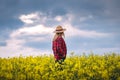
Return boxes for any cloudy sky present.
[0,0,120,57]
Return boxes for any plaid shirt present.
[52,36,67,60]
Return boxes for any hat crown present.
[56,25,63,31]
[53,25,66,33]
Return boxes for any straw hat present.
[53,25,66,33]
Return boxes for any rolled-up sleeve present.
[52,41,57,55]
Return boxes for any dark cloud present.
[0,28,11,40]
[0,0,120,33]
[0,0,52,28]
[0,0,120,26]
[0,0,119,34]
[0,42,6,46]
[0,0,22,29]
[50,8,67,17]
[67,36,120,52]
[24,41,51,50]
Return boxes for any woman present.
[52,25,67,63]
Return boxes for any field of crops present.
[0,53,120,80]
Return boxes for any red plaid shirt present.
[52,36,67,60]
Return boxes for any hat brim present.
[53,29,66,33]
